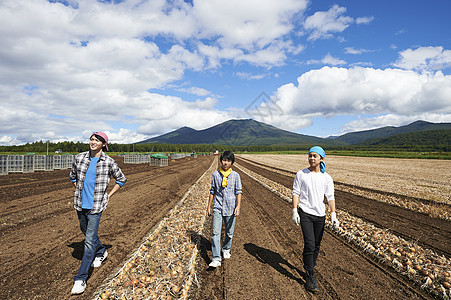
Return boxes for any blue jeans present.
[211,210,236,260]
[74,209,105,282]
[299,209,325,273]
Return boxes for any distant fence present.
[0,155,74,175]
[150,157,168,167]
[123,154,151,164]
[169,153,189,160]
[123,154,170,167]
[121,152,203,166]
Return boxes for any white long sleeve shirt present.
[292,168,335,217]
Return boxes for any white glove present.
[331,211,340,228]
[292,208,300,226]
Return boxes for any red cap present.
[91,131,109,151]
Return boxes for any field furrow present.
[0,155,214,299]
[1,153,450,299]
[238,155,451,220]
[239,154,451,205]
[191,160,434,299]
[234,156,450,299]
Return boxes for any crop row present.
[239,157,450,221]
[95,160,217,299]
[238,154,451,206]
[236,162,451,299]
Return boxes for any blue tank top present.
[81,156,99,209]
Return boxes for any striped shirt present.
[210,170,242,216]
[70,151,126,214]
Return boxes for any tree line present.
[0,141,222,154]
[358,129,450,152]
[0,139,448,154]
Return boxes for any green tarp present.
[150,153,168,159]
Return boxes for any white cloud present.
[394,46,451,71]
[192,0,307,50]
[197,43,244,68]
[304,5,353,40]
[341,113,451,134]
[350,61,373,67]
[235,72,266,80]
[0,0,309,82]
[307,53,346,66]
[194,97,218,109]
[177,86,212,96]
[344,47,363,55]
[0,1,449,146]
[0,102,111,144]
[98,129,149,145]
[395,29,407,36]
[119,93,230,136]
[0,0,310,144]
[198,38,303,67]
[304,5,372,41]
[0,135,21,146]
[0,89,231,145]
[255,113,316,132]
[355,16,374,24]
[321,54,347,66]
[344,47,375,55]
[267,66,451,131]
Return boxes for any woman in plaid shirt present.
[69,132,126,295]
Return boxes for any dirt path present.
[190,164,432,299]
[0,155,214,300]
[235,157,451,258]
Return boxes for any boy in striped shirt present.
[206,151,242,268]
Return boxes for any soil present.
[190,158,441,300]
[235,157,451,258]
[1,154,446,299]
[0,155,214,300]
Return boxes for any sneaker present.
[222,249,231,259]
[92,250,108,268]
[305,271,319,292]
[208,259,221,268]
[71,280,86,295]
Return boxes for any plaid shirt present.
[210,170,242,216]
[69,151,126,214]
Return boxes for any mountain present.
[332,120,451,144]
[138,119,346,146]
[138,119,450,148]
[358,129,451,149]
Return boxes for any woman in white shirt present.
[291,146,339,292]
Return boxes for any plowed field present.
[190,156,450,299]
[0,154,449,299]
[0,155,214,299]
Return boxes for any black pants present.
[299,208,325,272]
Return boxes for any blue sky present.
[0,0,450,145]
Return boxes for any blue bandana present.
[309,146,326,173]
